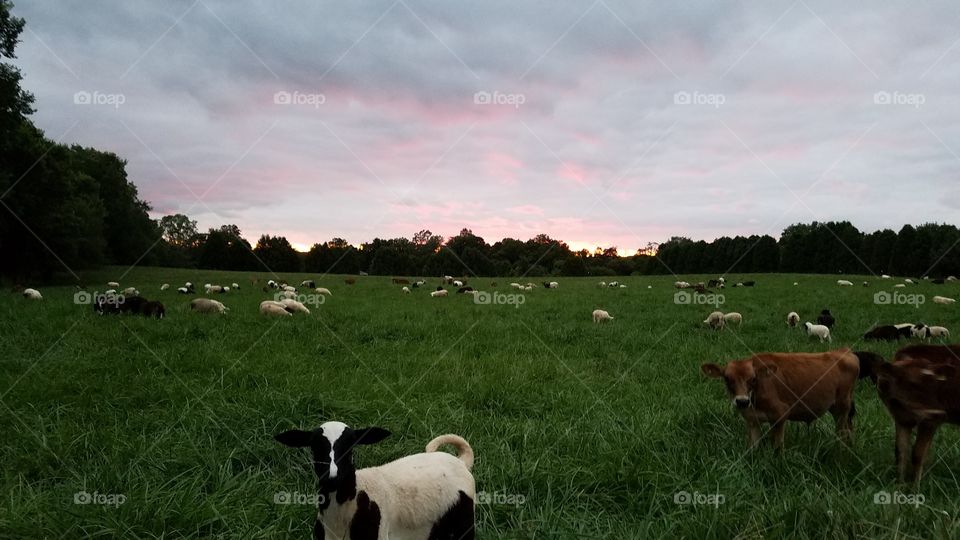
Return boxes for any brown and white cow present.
[875,344,960,483]
[701,349,859,452]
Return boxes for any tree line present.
[1,2,958,282]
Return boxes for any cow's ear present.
[756,364,779,378]
[352,427,391,445]
[275,429,312,448]
[701,363,724,378]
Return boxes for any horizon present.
[14,1,960,255]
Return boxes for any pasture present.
[2,268,959,538]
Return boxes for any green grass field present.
[2,268,959,538]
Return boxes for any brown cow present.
[875,344,960,483]
[701,349,859,452]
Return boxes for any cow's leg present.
[830,401,854,443]
[745,419,762,449]
[894,423,912,483]
[910,422,940,484]
[770,420,787,453]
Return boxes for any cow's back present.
[752,350,858,420]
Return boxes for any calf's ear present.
[353,427,392,445]
[700,363,724,378]
[275,429,313,448]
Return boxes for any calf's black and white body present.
[276,421,475,540]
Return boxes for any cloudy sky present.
[14,1,960,253]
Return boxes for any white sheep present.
[510,283,522,289]
[280,298,310,314]
[837,280,853,286]
[947,276,957,282]
[315,288,332,296]
[160,283,170,291]
[592,309,614,323]
[723,312,743,326]
[904,278,915,284]
[107,281,120,288]
[703,311,725,330]
[933,296,956,305]
[927,326,950,339]
[619,284,627,288]
[275,422,475,540]
[177,287,189,294]
[22,288,42,300]
[282,285,296,292]
[608,281,620,288]
[548,281,559,289]
[122,287,139,297]
[453,280,464,287]
[786,312,800,327]
[401,286,410,294]
[206,284,224,293]
[805,322,832,342]
[104,289,117,295]
[893,284,906,288]
[881,274,892,279]
[260,301,292,317]
[267,279,278,289]
[431,290,448,297]
[231,282,240,289]
[598,281,606,287]
[190,298,228,314]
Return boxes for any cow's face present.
[702,360,778,409]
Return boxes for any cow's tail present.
[426,434,474,471]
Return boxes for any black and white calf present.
[275,421,475,540]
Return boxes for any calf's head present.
[701,360,778,409]
[276,421,391,496]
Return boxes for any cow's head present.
[275,421,391,498]
[701,360,778,409]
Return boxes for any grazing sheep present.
[543,281,559,289]
[267,279,278,289]
[674,281,691,289]
[893,283,906,289]
[315,287,332,296]
[863,325,903,342]
[881,274,891,279]
[837,280,854,286]
[787,312,800,327]
[231,282,240,290]
[619,284,627,288]
[107,281,120,288]
[122,287,139,297]
[22,288,42,300]
[457,286,475,294]
[793,282,799,286]
[280,298,310,314]
[805,322,832,342]
[933,296,956,305]
[177,287,191,294]
[947,276,958,282]
[414,280,425,288]
[723,312,743,326]
[160,283,170,291]
[511,282,522,289]
[140,300,166,319]
[190,298,228,314]
[592,309,614,323]
[608,281,620,288]
[912,324,950,340]
[275,422,475,540]
[401,286,410,294]
[816,309,836,328]
[452,280,464,288]
[282,285,296,293]
[301,280,315,288]
[904,278,915,284]
[598,281,606,287]
[260,302,292,317]
[431,290,448,297]
[703,311,725,330]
